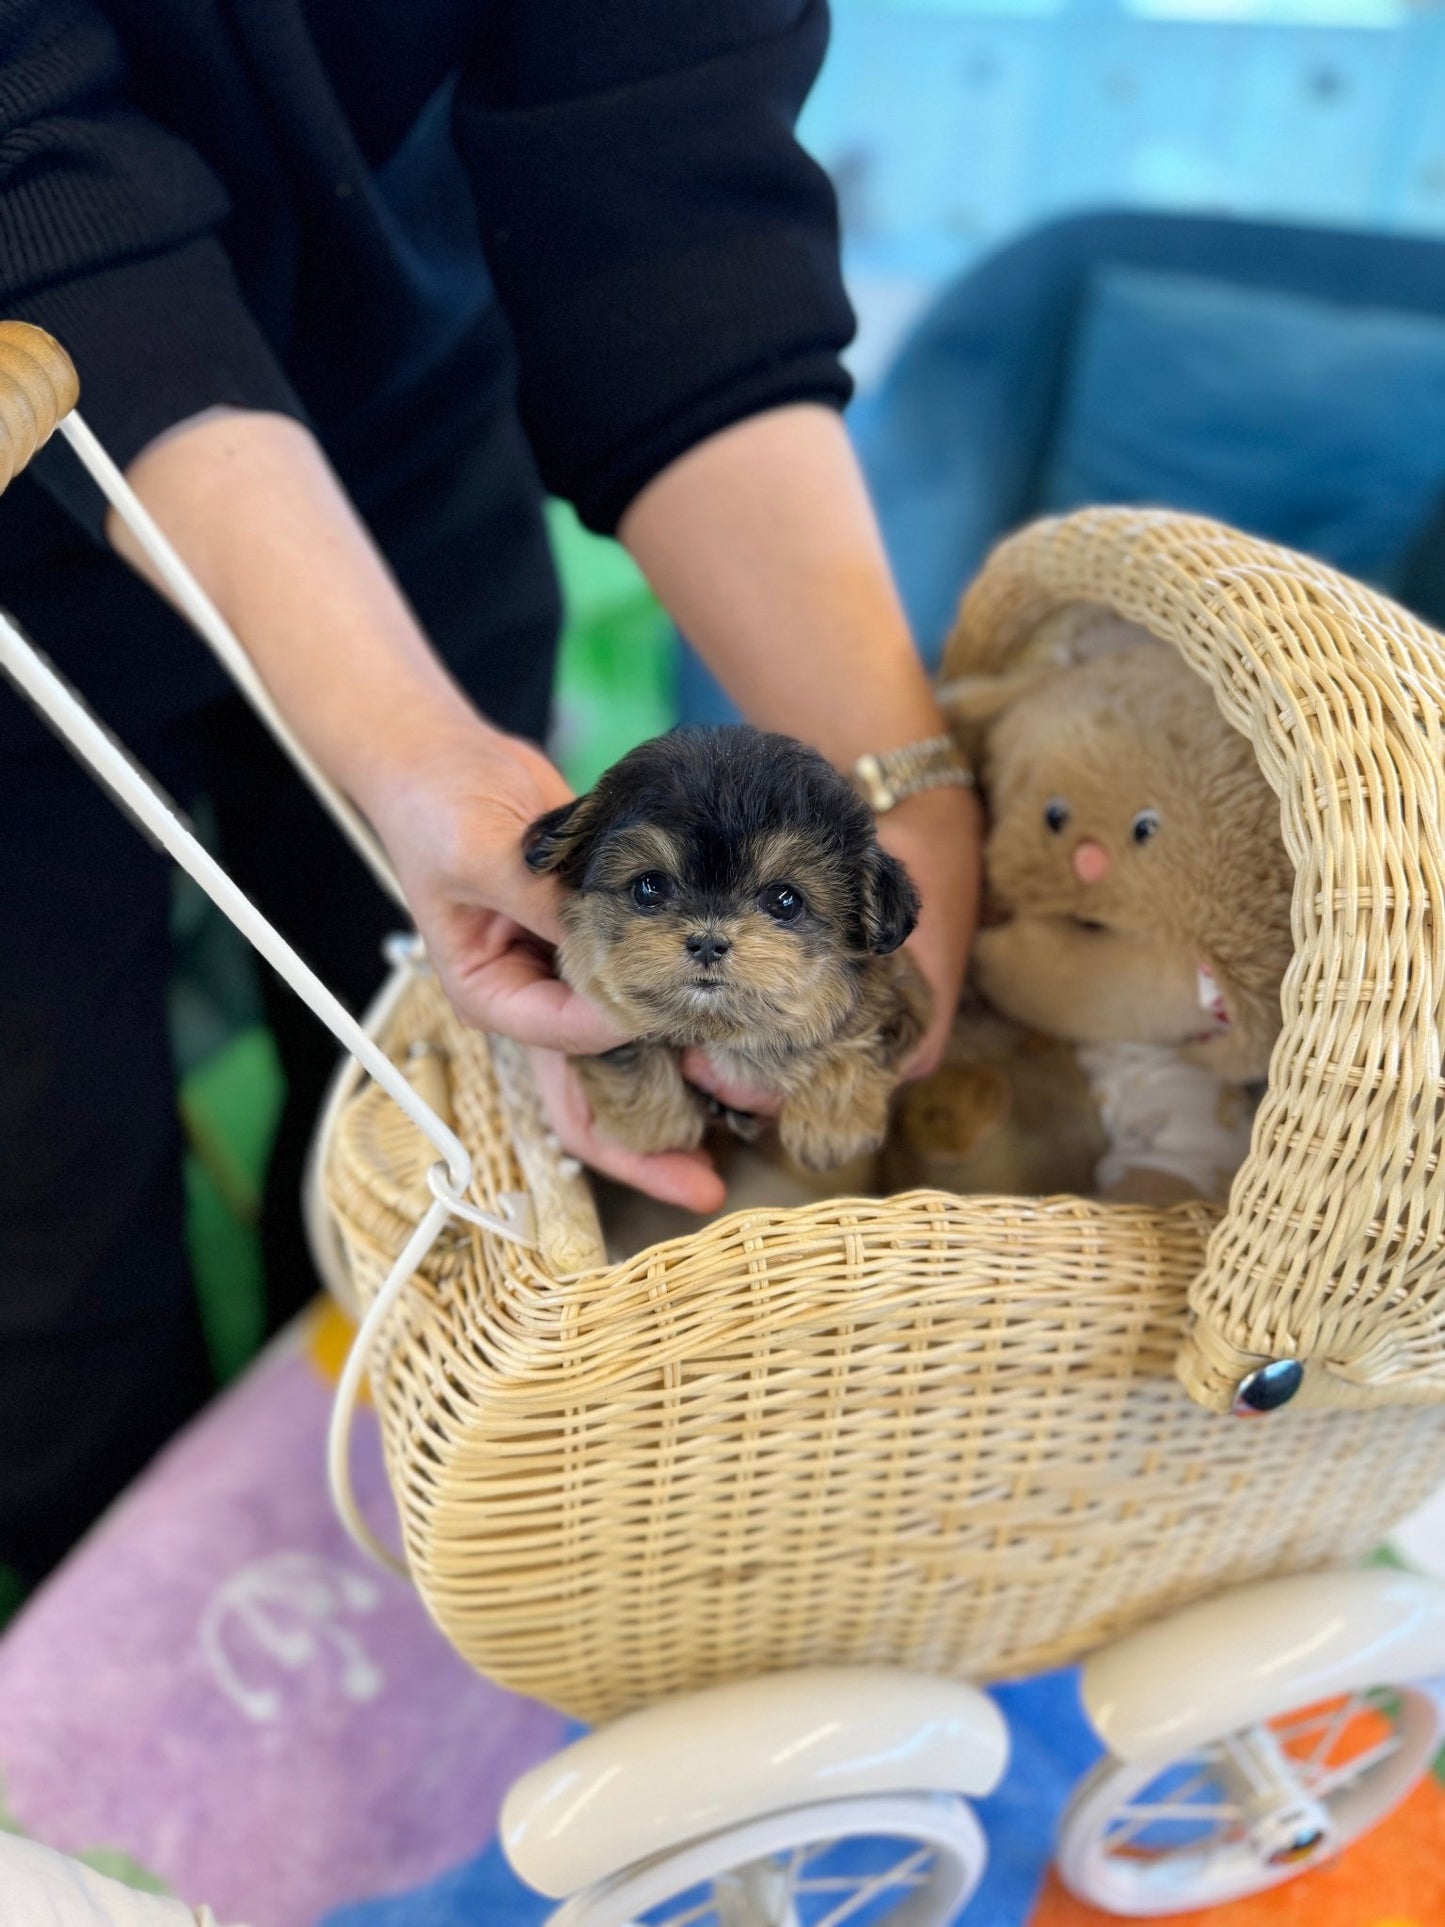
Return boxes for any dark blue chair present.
[677,209,1445,725]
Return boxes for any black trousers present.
[0,411,559,1586]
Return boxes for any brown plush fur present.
[526,728,930,1173]
[944,628,1294,1083]
[882,998,1108,1197]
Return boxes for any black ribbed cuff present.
[577,354,853,535]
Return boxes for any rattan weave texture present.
[947,510,1445,1411]
[325,510,1445,1723]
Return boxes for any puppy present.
[524,726,930,1172]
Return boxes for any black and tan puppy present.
[524,727,930,1172]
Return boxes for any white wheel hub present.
[1057,1680,1445,1916]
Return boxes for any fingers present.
[578,1138,726,1214]
[438,944,629,1054]
[679,1050,784,1118]
[529,1049,726,1213]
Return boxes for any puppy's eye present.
[629,871,675,910]
[759,882,805,923]
[1131,809,1160,845]
[1044,798,1071,834]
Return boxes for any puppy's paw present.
[779,1098,889,1174]
[577,1045,709,1155]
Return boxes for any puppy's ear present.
[860,847,921,955]
[523,795,596,878]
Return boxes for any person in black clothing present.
[0,0,980,1585]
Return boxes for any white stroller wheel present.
[1057,1681,1444,1916]
[543,1792,986,1927]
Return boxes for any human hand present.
[527,1048,726,1213]
[874,783,983,1074]
[357,716,726,1210]
[358,717,626,1051]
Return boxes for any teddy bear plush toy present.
[891,604,1295,1208]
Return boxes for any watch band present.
[851,734,975,814]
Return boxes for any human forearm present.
[621,403,981,1074]
[108,407,495,803]
[105,406,648,1068]
[619,403,948,766]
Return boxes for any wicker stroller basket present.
[323,508,1445,1727]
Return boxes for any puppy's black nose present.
[685,932,731,967]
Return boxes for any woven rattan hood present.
[946,508,1445,1413]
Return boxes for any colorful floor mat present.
[1,1303,1440,1927]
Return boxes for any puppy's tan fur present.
[527,729,930,1173]
[882,999,1108,1198]
[558,908,929,1173]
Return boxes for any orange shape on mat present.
[1028,1773,1445,1927]
[305,1299,368,1402]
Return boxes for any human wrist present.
[850,733,974,815]
[338,691,513,820]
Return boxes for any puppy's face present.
[525,727,919,1050]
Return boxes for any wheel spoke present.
[1301,1691,1371,1773]
[1107,1801,1240,1832]
[1271,1702,1356,1750]
[1104,1757,1221,1830]
[1302,1732,1403,1801]
[1103,1762,1240,1854]
[807,1846,935,1927]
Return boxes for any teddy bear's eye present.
[759,882,805,923]
[1044,798,1071,834]
[629,871,675,910]
[1132,809,1161,845]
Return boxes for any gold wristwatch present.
[851,734,975,814]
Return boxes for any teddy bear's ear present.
[936,666,1056,764]
[936,667,1051,723]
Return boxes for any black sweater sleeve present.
[454,0,856,535]
[0,0,301,538]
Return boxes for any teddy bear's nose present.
[1072,840,1111,885]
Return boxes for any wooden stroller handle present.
[0,322,79,494]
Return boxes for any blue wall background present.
[805,0,1445,380]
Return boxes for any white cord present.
[0,610,472,1193]
[15,409,552,1581]
[302,940,426,1315]
[326,1178,538,1575]
[58,413,404,907]
[326,1198,452,1577]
